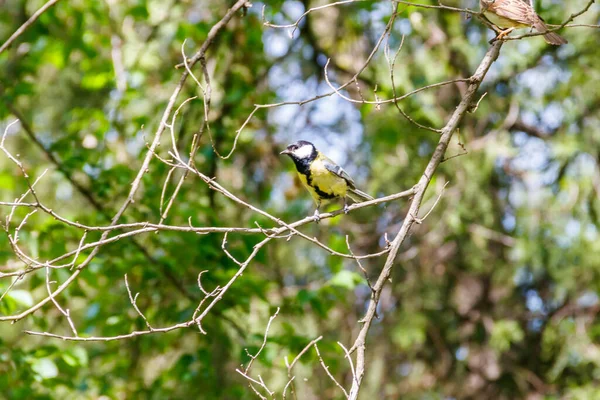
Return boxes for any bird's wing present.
[491,0,537,25]
[321,155,356,189]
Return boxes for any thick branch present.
[347,41,504,400]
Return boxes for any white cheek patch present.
[293,144,314,159]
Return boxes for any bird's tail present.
[534,19,567,45]
[347,188,374,203]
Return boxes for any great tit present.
[280,140,373,220]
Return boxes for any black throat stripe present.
[293,157,337,200]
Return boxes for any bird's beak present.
[280,149,290,155]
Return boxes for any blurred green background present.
[1,0,600,399]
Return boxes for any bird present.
[480,0,567,45]
[280,140,373,220]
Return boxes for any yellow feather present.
[297,156,348,204]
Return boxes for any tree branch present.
[0,0,250,323]
[0,0,61,55]
[347,40,504,400]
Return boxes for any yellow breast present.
[297,161,348,204]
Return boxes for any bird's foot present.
[490,27,515,44]
[313,209,321,223]
[343,203,349,214]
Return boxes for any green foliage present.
[1,0,600,399]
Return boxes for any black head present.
[280,140,318,162]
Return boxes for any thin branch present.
[124,274,153,331]
[263,0,368,37]
[411,181,449,224]
[244,307,281,374]
[284,336,323,399]
[0,0,251,323]
[392,0,478,16]
[238,308,280,398]
[225,5,398,157]
[45,267,78,337]
[0,0,61,55]
[235,369,270,399]
[314,343,348,398]
[0,186,415,280]
[324,57,471,106]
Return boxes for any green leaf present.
[6,290,34,307]
[490,320,525,353]
[31,358,58,380]
[328,270,362,290]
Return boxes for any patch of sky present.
[554,218,581,248]
[540,160,560,186]
[510,133,550,178]
[263,30,292,59]
[494,82,510,97]
[527,318,544,332]
[525,289,545,314]
[466,25,482,45]
[253,167,265,184]
[55,181,73,201]
[508,181,527,208]
[584,223,598,242]
[502,211,517,232]
[418,141,432,157]
[539,102,565,132]
[397,362,412,377]
[517,62,568,99]
[516,40,532,55]
[0,120,21,138]
[573,152,597,179]
[82,163,101,179]
[455,346,469,361]
[577,291,599,308]
[271,94,364,175]
[268,173,291,210]
[396,18,413,37]
[126,129,146,156]
[565,218,581,238]
[105,129,119,143]
[514,267,534,286]
[369,2,391,37]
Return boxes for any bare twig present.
[263,0,368,37]
[124,274,153,331]
[392,0,478,16]
[0,0,61,55]
[237,308,280,398]
[284,336,323,399]
[0,0,251,323]
[314,343,349,398]
[45,267,78,337]
[411,181,450,224]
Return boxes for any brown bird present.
[480,0,567,45]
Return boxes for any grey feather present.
[347,188,374,202]
[322,157,356,188]
[321,157,373,202]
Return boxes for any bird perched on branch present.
[280,140,373,220]
[480,0,567,45]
